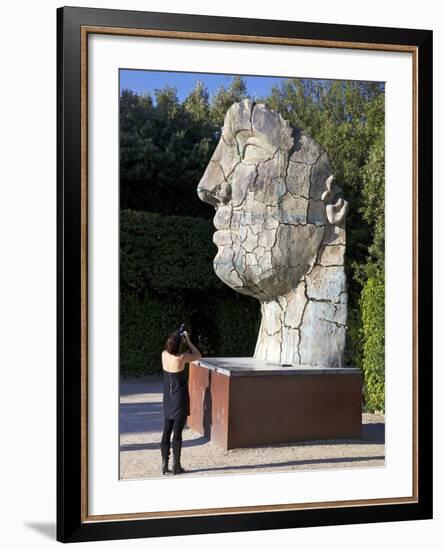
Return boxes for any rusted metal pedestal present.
[187,358,362,450]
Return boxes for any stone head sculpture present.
[197,99,349,367]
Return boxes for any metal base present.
[188,358,363,450]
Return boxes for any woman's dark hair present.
[165,331,182,355]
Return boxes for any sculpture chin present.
[213,243,256,298]
[214,222,324,300]
[213,242,282,301]
[213,243,239,284]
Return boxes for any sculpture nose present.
[197,174,232,207]
[197,157,232,207]
[197,184,219,207]
[198,182,232,207]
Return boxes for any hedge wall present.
[120,209,260,376]
[360,274,385,413]
[120,209,221,293]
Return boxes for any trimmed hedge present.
[120,289,260,376]
[120,290,188,376]
[120,209,260,376]
[214,293,261,357]
[360,274,385,412]
[120,209,222,293]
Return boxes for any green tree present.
[360,93,385,278]
[183,80,210,121]
[210,76,248,125]
[120,86,218,217]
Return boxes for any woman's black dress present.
[162,368,190,420]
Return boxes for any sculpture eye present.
[242,137,272,164]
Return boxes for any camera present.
[177,322,186,337]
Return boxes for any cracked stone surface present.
[197,99,349,367]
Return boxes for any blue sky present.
[119,69,289,102]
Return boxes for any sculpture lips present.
[213,204,238,247]
[213,205,232,231]
[213,229,232,246]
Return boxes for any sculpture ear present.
[321,175,349,225]
[326,197,349,225]
[321,174,335,202]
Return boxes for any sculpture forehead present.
[222,98,293,154]
[200,99,345,225]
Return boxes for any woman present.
[160,329,201,475]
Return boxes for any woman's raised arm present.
[181,331,202,363]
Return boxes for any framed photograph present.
[57,6,433,543]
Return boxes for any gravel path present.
[120,376,385,480]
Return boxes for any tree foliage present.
[209,76,248,125]
[120,85,216,217]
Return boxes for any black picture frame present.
[57,5,433,543]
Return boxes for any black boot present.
[160,442,171,475]
[172,440,185,475]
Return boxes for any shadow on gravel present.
[362,421,385,444]
[120,402,385,444]
[258,422,385,448]
[186,455,385,474]
[120,402,164,434]
[119,379,385,445]
[120,435,209,452]
[120,378,163,397]
[120,424,384,453]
